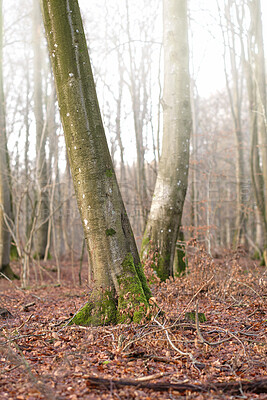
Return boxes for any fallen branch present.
[86,376,267,394]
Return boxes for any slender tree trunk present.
[0,0,17,279]
[33,0,48,259]
[240,0,267,261]
[41,0,150,325]
[220,1,248,248]
[125,0,149,232]
[141,0,192,280]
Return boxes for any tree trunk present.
[33,0,49,259]
[241,0,267,259]
[221,1,248,248]
[141,0,192,280]
[41,0,151,325]
[0,0,17,279]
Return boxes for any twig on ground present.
[195,301,231,346]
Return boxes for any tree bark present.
[0,0,17,279]
[40,0,151,325]
[33,0,49,259]
[141,0,192,280]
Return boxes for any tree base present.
[72,254,151,326]
[0,264,19,280]
[72,290,117,326]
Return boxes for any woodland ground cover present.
[0,246,266,399]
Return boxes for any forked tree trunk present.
[141,0,192,280]
[41,0,150,325]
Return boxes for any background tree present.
[142,0,192,280]
[33,0,49,259]
[0,0,17,279]
[41,0,151,325]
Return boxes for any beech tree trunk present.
[41,0,151,325]
[0,0,17,279]
[34,0,49,259]
[241,0,267,262]
[141,0,192,280]
[222,1,248,248]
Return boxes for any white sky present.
[78,0,267,98]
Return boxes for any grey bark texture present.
[141,0,192,280]
[34,0,49,259]
[41,0,150,325]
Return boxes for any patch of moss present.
[185,311,207,323]
[105,228,116,237]
[156,254,170,282]
[117,253,150,324]
[105,169,113,178]
[71,290,117,326]
[140,235,150,258]
[174,243,187,277]
[252,251,261,260]
[10,244,19,261]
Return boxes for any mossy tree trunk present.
[0,0,17,280]
[40,0,151,325]
[34,0,49,259]
[141,0,192,281]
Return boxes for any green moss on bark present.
[105,169,113,177]
[105,228,116,237]
[156,255,170,281]
[72,290,117,326]
[117,253,150,324]
[71,254,151,326]
[140,235,150,258]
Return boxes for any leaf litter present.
[0,246,266,399]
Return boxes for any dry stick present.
[153,318,198,366]
[195,302,247,355]
[195,301,231,346]
[135,372,169,382]
[232,279,263,299]
[86,376,267,394]
[0,340,57,400]
[13,313,34,333]
[175,275,214,322]
[0,333,46,346]
[0,272,43,302]
[122,277,214,352]
[56,301,89,333]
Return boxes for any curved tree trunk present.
[141,0,192,280]
[41,0,150,326]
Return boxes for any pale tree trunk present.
[191,82,199,234]
[240,0,267,261]
[219,0,248,248]
[33,0,49,259]
[125,0,149,232]
[141,0,192,280]
[41,0,150,325]
[0,0,17,279]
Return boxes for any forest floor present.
[0,246,266,400]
